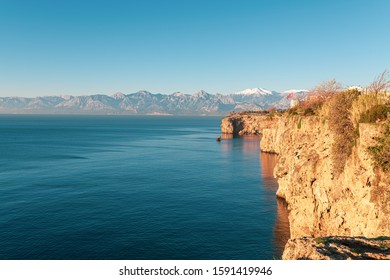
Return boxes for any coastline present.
[221,113,390,259]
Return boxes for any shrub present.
[359,104,390,123]
[351,93,388,126]
[310,79,343,99]
[368,117,390,172]
[288,79,343,117]
[287,97,325,116]
[367,70,390,95]
[328,90,360,176]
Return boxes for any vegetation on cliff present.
[327,90,360,175]
[286,71,390,175]
[368,118,390,172]
[221,71,390,259]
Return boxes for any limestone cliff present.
[220,112,389,259]
[220,113,279,136]
[260,116,390,241]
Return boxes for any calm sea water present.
[0,115,289,260]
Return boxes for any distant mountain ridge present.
[0,88,308,115]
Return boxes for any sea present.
[0,115,290,260]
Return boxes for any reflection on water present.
[259,152,290,258]
[274,198,290,256]
[220,135,290,258]
[1,116,289,259]
[221,133,234,139]
[259,152,279,191]
[220,135,262,156]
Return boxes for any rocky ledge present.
[282,236,390,260]
[220,113,279,136]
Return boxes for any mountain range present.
[0,88,308,115]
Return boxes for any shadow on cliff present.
[259,152,291,258]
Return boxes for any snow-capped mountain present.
[0,88,308,115]
[234,88,274,95]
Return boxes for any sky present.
[0,0,389,97]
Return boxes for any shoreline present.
[221,112,390,259]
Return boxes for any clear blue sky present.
[0,0,389,97]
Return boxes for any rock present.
[220,112,390,259]
[220,113,279,136]
[261,115,390,239]
[282,236,390,260]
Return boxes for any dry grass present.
[288,80,343,116]
[289,73,390,174]
[327,90,360,176]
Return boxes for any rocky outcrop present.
[260,116,390,240]
[220,113,279,136]
[282,236,390,260]
[220,112,389,259]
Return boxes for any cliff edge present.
[221,106,389,259]
[221,113,279,136]
[261,116,389,240]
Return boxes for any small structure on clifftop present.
[290,99,300,108]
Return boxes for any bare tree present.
[309,79,343,100]
[367,70,390,95]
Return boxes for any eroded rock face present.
[282,236,390,260]
[220,113,279,136]
[220,113,389,259]
[260,116,390,239]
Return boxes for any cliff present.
[261,116,390,240]
[220,113,279,136]
[221,112,390,259]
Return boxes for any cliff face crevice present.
[260,116,390,240]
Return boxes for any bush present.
[288,79,343,117]
[359,104,390,123]
[310,79,343,99]
[351,93,388,126]
[368,117,390,172]
[367,70,390,95]
[328,90,360,176]
[287,97,325,116]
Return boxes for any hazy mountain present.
[0,88,308,115]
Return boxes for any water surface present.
[0,115,289,259]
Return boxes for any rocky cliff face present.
[220,113,279,136]
[222,113,389,259]
[261,116,390,240]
